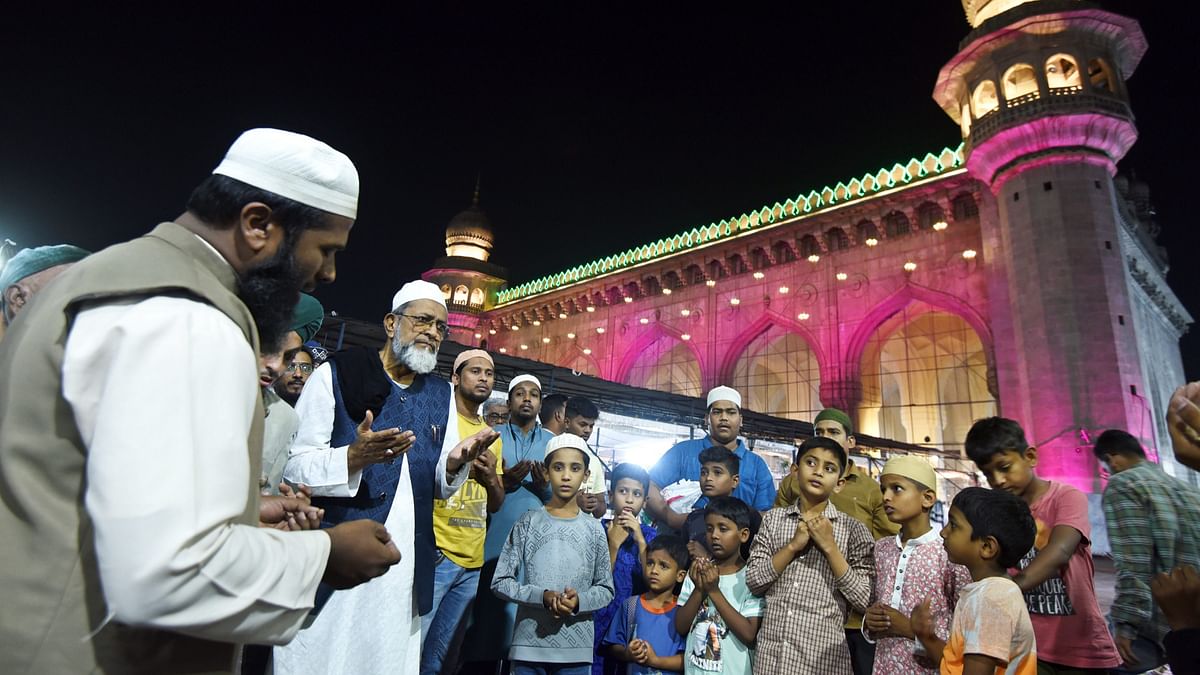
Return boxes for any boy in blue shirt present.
[602,535,690,674]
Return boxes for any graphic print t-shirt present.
[941,577,1036,675]
[678,568,765,674]
[1015,481,1119,668]
[431,413,502,568]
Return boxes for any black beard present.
[237,230,305,354]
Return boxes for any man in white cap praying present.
[461,373,557,667]
[278,279,499,675]
[644,385,777,529]
[0,128,409,673]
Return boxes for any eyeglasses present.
[485,413,510,423]
[398,313,449,337]
[285,363,315,374]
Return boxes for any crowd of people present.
[1,128,1199,675]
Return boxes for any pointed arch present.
[615,323,707,388]
[718,311,826,385]
[844,284,993,385]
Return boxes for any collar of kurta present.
[891,525,941,549]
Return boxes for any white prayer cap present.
[706,385,742,409]
[545,433,589,460]
[212,128,359,219]
[391,280,447,312]
[508,374,541,393]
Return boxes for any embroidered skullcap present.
[212,128,359,219]
[289,293,324,343]
[508,374,541,393]
[0,244,90,289]
[706,385,741,409]
[453,348,493,373]
[391,280,447,312]
[814,407,854,434]
[881,455,938,496]
[545,433,589,461]
[303,341,328,365]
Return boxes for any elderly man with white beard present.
[277,280,499,675]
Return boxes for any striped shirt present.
[1102,461,1200,644]
[745,501,875,675]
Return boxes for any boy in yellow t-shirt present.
[421,349,505,675]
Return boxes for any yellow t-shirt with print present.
[432,413,503,568]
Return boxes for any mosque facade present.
[424,0,1194,493]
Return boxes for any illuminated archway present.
[730,329,822,421]
[624,337,703,397]
[858,304,996,453]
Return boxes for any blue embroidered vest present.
[312,362,451,615]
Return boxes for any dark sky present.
[2,2,1197,376]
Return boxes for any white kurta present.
[276,363,464,675]
[62,296,330,644]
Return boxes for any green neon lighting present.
[494,144,965,305]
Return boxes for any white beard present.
[393,333,438,374]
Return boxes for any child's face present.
[610,477,646,517]
[880,474,934,524]
[940,505,982,566]
[705,512,750,561]
[975,448,1037,497]
[699,461,739,497]
[796,447,846,502]
[546,448,589,500]
[643,548,686,594]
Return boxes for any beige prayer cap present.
[880,455,938,496]
[453,349,493,373]
[212,128,359,219]
[508,374,541,393]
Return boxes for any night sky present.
[2,2,1197,376]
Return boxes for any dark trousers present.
[846,629,876,675]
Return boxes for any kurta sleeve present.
[283,363,364,497]
[435,392,470,500]
[64,297,330,645]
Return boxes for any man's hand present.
[529,461,549,492]
[560,587,579,614]
[470,445,499,487]
[447,427,501,473]
[1114,635,1137,669]
[1151,565,1200,631]
[503,459,533,490]
[805,514,836,553]
[346,410,413,474]
[785,518,810,556]
[323,519,402,589]
[1167,382,1200,472]
[258,495,323,531]
[578,491,601,514]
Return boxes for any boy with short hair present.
[595,463,659,675]
[565,396,609,518]
[492,433,615,675]
[602,535,690,674]
[863,455,971,674]
[912,487,1037,675]
[745,437,875,675]
[675,496,765,675]
[684,447,740,560]
[964,417,1120,673]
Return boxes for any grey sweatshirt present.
[491,507,615,664]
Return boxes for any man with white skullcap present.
[645,385,777,530]
[0,128,409,674]
[278,280,498,675]
[420,348,505,675]
[461,373,557,665]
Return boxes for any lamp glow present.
[567,332,576,339]
[865,238,879,247]
[835,272,848,281]
[807,254,820,263]
[542,337,551,344]
[903,261,918,272]
[583,348,592,355]
[520,344,528,350]
[680,309,691,317]
[779,286,789,294]
[499,347,507,353]
[624,296,633,303]
[797,312,810,320]
[639,317,649,325]
[662,288,672,295]
[962,249,978,259]
[729,298,741,306]
[532,320,541,326]
[596,327,605,334]
[705,279,716,287]
[933,220,948,231]
[753,271,764,280]
[681,333,691,341]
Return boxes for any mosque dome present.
[444,183,494,261]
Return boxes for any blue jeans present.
[420,554,481,675]
[1107,621,1166,675]
[512,662,591,675]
